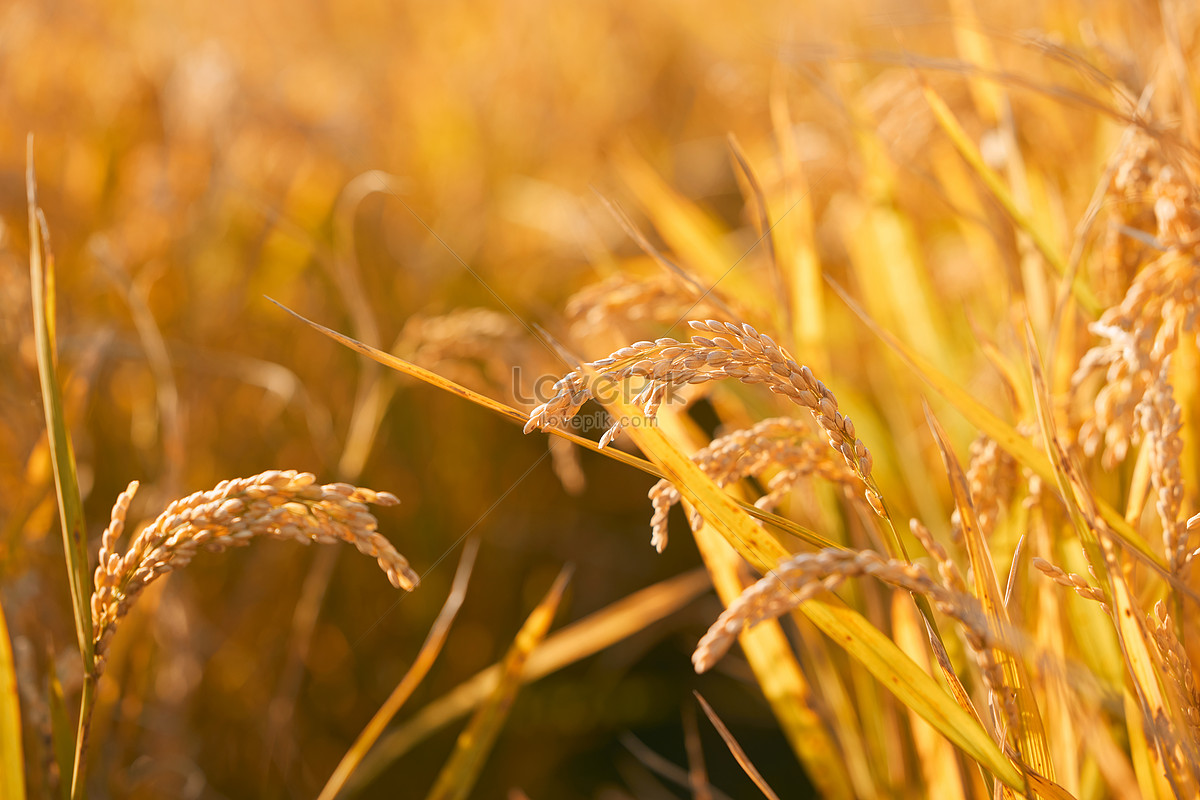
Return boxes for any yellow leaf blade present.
[0,599,25,800]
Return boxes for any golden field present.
[3,1,1200,798]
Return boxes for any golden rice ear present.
[90,471,416,675]
[1072,132,1200,470]
[691,547,1011,729]
[525,319,876,488]
[1149,602,1200,763]
[647,417,861,553]
[563,273,728,343]
[1136,361,1190,574]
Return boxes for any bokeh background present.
[0,0,1187,797]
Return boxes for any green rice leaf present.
[27,139,93,670]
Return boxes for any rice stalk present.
[1030,325,1199,796]
[589,369,1026,792]
[665,412,858,800]
[926,404,1054,781]
[27,141,95,800]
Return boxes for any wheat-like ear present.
[691,547,1014,727]
[1072,136,1200,468]
[950,434,1018,541]
[1096,130,1159,305]
[564,274,729,341]
[1137,361,1191,574]
[525,319,877,504]
[908,518,967,594]
[90,470,416,674]
[1150,602,1200,761]
[647,417,860,553]
[1074,247,1200,467]
[1031,557,1107,607]
[396,307,529,394]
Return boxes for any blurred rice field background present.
[3,0,1200,798]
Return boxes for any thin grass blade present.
[48,667,71,800]
[271,300,831,547]
[680,701,712,800]
[619,733,736,800]
[318,538,479,800]
[726,133,788,339]
[693,692,781,800]
[28,140,97,800]
[424,566,571,800]
[891,596,968,800]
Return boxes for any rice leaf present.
[726,133,789,342]
[844,202,956,378]
[925,404,1054,787]
[28,139,97,800]
[830,279,1173,577]
[424,566,571,800]
[0,599,25,800]
[891,596,970,800]
[271,300,833,548]
[27,140,92,669]
[1025,326,1196,795]
[768,79,827,369]
[690,502,857,800]
[1123,687,1167,800]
